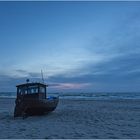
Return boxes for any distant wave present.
[1,92,140,100]
[0,92,16,98]
[58,92,140,100]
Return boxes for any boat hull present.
[14,97,59,117]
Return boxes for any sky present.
[0,1,140,92]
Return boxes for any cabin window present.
[40,86,45,93]
[18,85,39,95]
[28,86,38,94]
[18,87,28,95]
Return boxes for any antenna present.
[41,70,44,83]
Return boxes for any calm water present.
[0,92,140,100]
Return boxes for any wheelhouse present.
[16,83,48,99]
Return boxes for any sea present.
[0,92,140,100]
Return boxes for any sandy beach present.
[0,98,140,139]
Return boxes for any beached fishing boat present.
[14,81,59,117]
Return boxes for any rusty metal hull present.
[14,97,59,117]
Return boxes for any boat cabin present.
[16,82,48,100]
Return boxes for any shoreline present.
[1,96,140,101]
[1,96,139,104]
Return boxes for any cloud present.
[49,83,92,90]
[1,2,140,92]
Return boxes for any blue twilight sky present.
[0,1,140,92]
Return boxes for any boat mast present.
[41,70,44,83]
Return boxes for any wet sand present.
[0,98,140,139]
